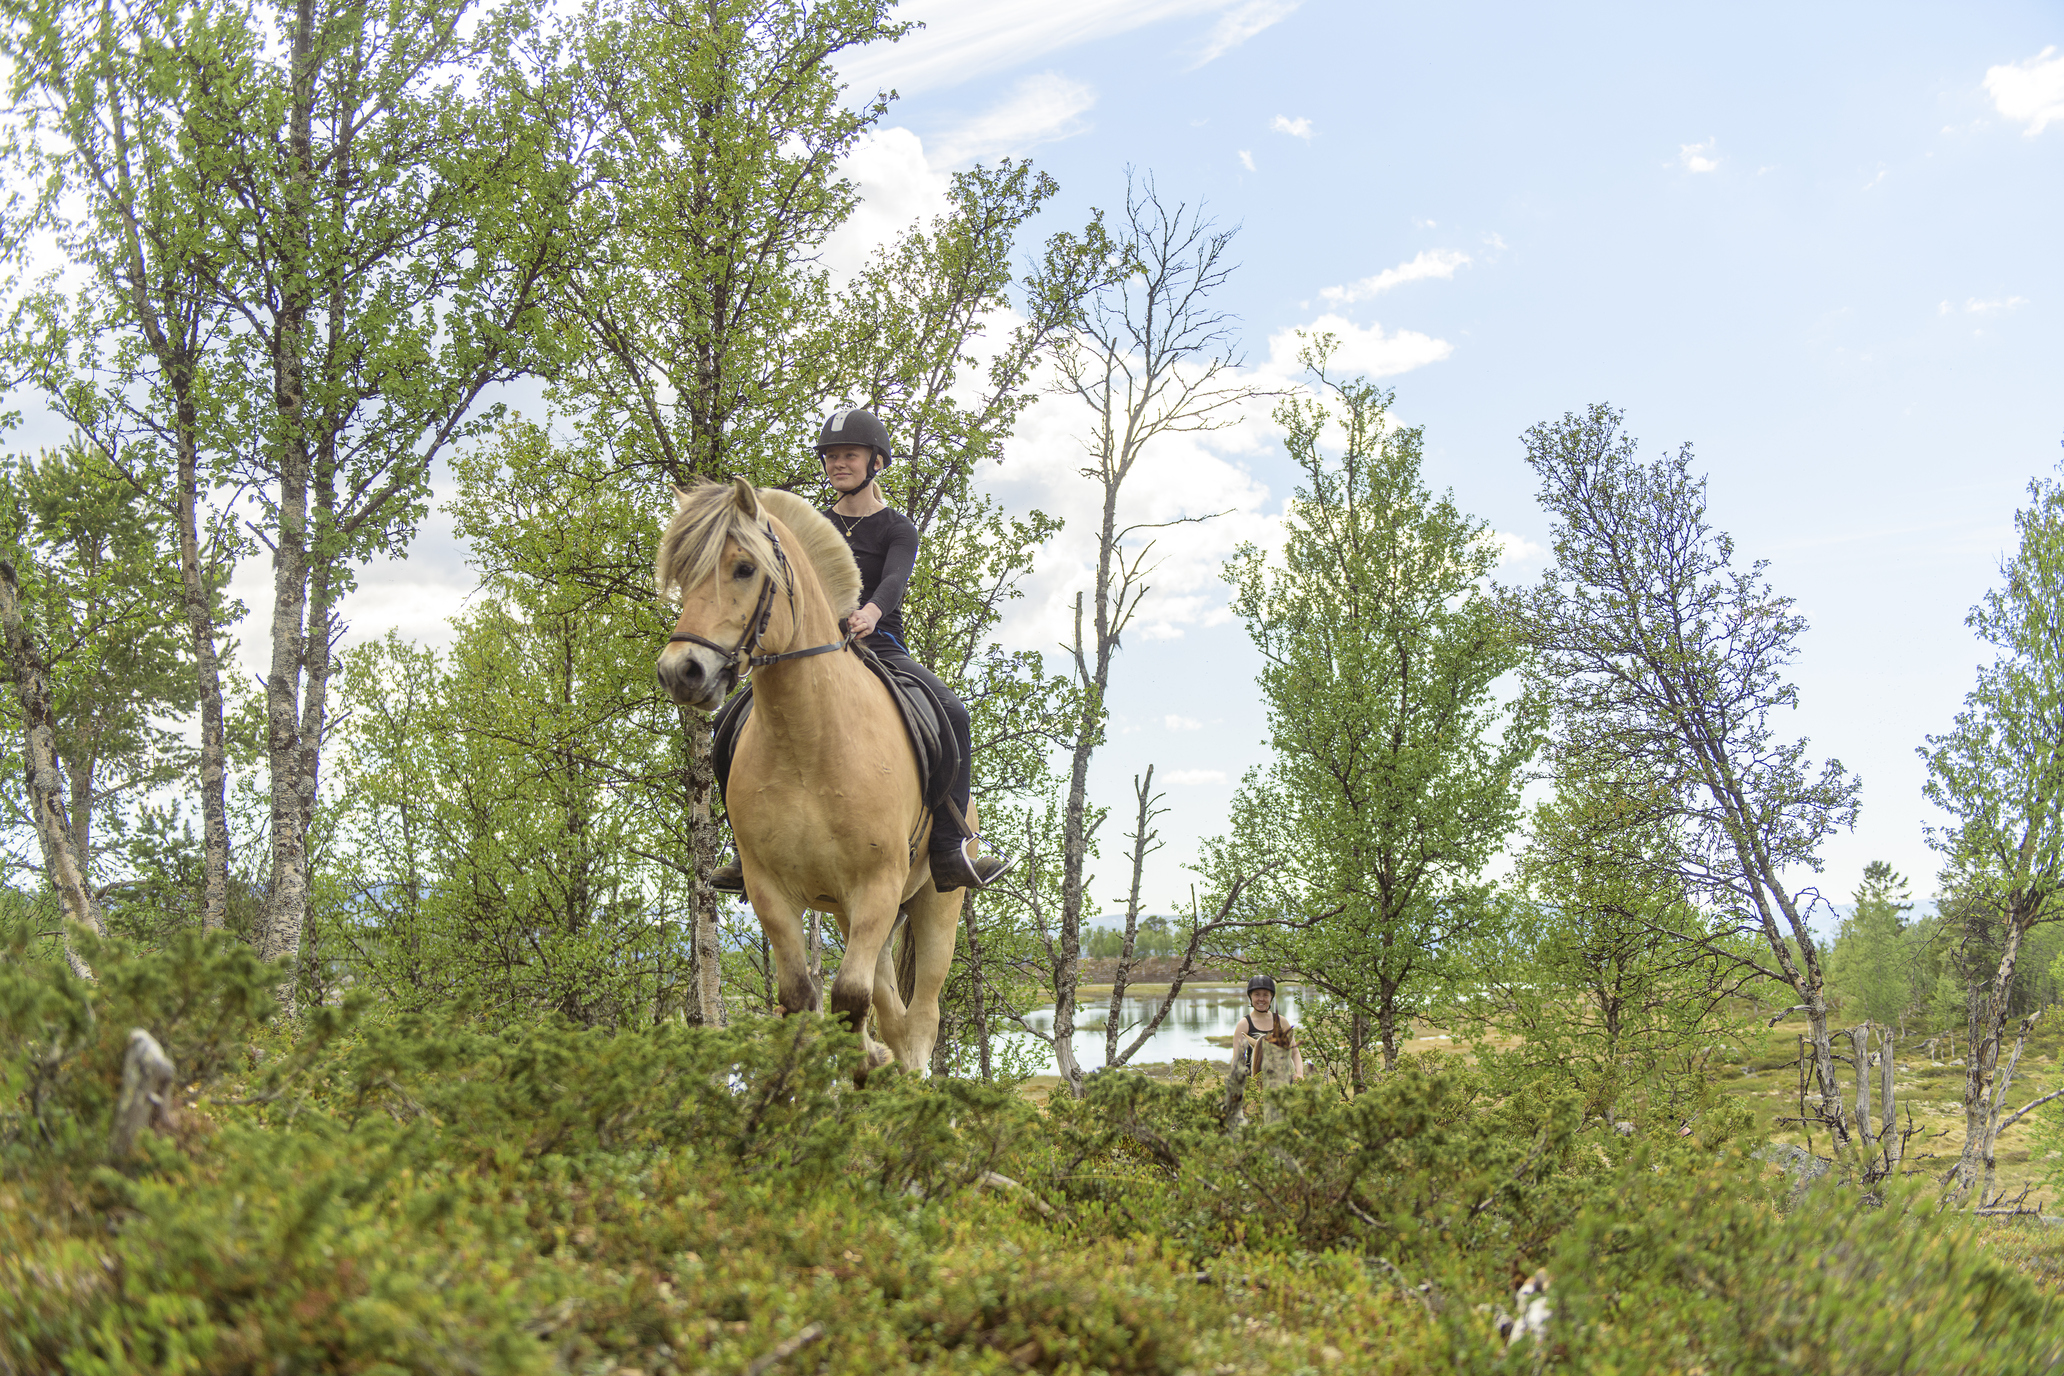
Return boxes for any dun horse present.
[654,478,966,1073]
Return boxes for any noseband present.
[668,523,852,675]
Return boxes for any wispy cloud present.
[1164,768,1229,786]
[1165,714,1204,731]
[927,73,1096,167]
[1986,46,2064,135]
[1270,114,1313,139]
[1949,296,2029,315]
[1189,0,1301,68]
[1238,149,1256,172]
[838,0,1295,98]
[1268,314,1453,378]
[1320,249,1470,304]
[1679,138,1719,173]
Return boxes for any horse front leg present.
[744,883,816,1017]
[831,878,905,1077]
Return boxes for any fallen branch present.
[978,1170,1059,1219]
[745,1323,826,1376]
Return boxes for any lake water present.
[1004,983,1305,1074]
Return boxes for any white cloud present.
[1269,114,1313,139]
[980,372,1281,651]
[1166,714,1205,730]
[1267,314,1453,378]
[1188,0,1301,68]
[818,128,954,278]
[1238,149,1256,171]
[927,72,1096,168]
[1320,249,1470,304]
[1986,47,2064,135]
[1966,295,2029,314]
[1491,530,1546,565]
[837,0,1292,98]
[1163,768,1228,786]
[1679,138,1719,173]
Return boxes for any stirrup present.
[710,859,745,894]
[932,837,1018,893]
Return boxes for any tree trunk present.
[1349,1010,1367,1096]
[683,711,725,1026]
[1950,901,2032,1200]
[258,0,317,996]
[965,900,993,1081]
[1052,672,1095,1094]
[1376,998,1399,1073]
[1880,1026,1901,1173]
[1104,766,1158,1069]
[175,418,234,931]
[0,562,106,976]
[1849,1022,1874,1161]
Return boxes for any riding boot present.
[710,857,746,894]
[930,834,1017,893]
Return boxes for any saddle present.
[711,639,961,817]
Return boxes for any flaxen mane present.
[755,488,862,615]
[656,480,862,616]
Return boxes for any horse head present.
[656,477,785,712]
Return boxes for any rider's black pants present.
[866,637,974,850]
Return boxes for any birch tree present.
[1518,404,1862,1147]
[1918,466,2064,1202]
[1228,347,1539,1085]
[1042,174,1265,1096]
[0,0,253,929]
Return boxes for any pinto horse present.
[655,478,966,1073]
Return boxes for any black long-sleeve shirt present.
[824,504,919,647]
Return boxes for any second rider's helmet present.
[1246,974,1277,998]
[817,407,894,470]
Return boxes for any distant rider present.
[712,408,1015,894]
[1226,973,1303,1126]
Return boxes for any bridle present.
[667,522,852,676]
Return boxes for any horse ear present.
[730,476,759,519]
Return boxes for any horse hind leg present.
[886,883,963,1074]
[869,911,912,1064]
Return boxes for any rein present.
[668,522,853,675]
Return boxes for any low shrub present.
[2,935,2058,1374]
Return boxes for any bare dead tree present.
[1102,767,1167,1067]
[1043,172,1268,1096]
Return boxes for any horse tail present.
[894,908,917,1006]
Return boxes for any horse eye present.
[733,561,756,580]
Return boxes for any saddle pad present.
[710,645,960,814]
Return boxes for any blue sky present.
[807,1,2064,915]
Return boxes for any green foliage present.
[1826,863,1929,1027]
[1,932,2059,1372]
[1224,341,1541,1081]
[0,444,213,903]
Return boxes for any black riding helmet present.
[1246,974,1276,998]
[817,407,894,470]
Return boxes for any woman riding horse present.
[709,408,1014,894]
[655,475,976,1071]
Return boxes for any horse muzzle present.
[657,643,734,712]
